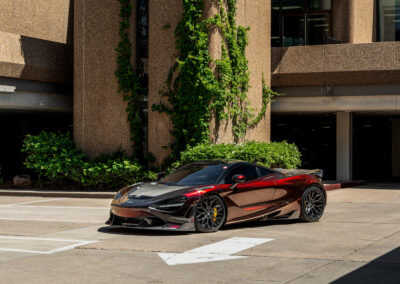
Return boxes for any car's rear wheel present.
[300,186,326,222]
[195,195,226,233]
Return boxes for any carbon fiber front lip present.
[109,222,195,232]
[110,205,194,224]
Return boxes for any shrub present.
[22,132,156,189]
[174,141,302,169]
[81,158,157,188]
[22,132,85,183]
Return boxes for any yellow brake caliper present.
[213,207,218,222]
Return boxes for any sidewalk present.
[0,188,115,199]
[324,180,366,191]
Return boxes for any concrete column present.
[332,0,375,44]
[74,0,135,158]
[392,119,400,177]
[336,112,353,181]
[148,0,271,164]
[209,0,272,144]
[148,0,182,165]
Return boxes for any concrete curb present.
[324,181,366,191]
[0,189,115,199]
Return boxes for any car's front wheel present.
[300,186,326,222]
[194,195,226,233]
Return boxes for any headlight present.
[114,192,123,201]
[151,196,188,212]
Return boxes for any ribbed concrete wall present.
[73,0,134,158]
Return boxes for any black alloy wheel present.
[194,195,226,233]
[300,186,326,222]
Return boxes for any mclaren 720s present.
[106,161,326,233]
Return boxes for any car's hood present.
[129,182,189,197]
[113,182,212,207]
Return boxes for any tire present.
[300,186,326,222]
[194,195,226,233]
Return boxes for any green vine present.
[153,0,278,160]
[115,0,145,162]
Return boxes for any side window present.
[257,167,274,177]
[224,165,259,184]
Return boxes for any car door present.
[222,164,278,220]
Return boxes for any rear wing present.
[273,168,323,179]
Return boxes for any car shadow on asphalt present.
[97,226,193,236]
[221,219,302,231]
[97,219,302,236]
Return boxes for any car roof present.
[188,160,245,165]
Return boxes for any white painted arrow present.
[158,237,274,265]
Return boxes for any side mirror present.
[230,174,246,189]
[232,174,246,183]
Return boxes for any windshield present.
[160,163,229,186]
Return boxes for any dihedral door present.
[227,174,277,209]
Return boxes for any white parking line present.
[0,198,68,207]
[14,205,109,210]
[0,217,105,223]
[159,237,274,265]
[0,235,98,255]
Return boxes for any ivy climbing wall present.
[148,0,182,164]
[233,0,271,142]
[148,0,272,165]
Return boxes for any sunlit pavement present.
[0,186,399,283]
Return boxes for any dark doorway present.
[0,112,72,180]
[272,114,336,180]
[353,114,393,181]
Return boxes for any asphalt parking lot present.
[0,186,399,284]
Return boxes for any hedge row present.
[174,141,301,169]
[22,132,156,189]
[21,132,302,189]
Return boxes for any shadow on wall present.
[332,247,400,284]
[17,0,74,85]
[18,36,73,85]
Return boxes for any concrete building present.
[270,0,400,181]
[1,0,399,182]
[0,0,73,178]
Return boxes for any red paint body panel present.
[108,162,325,230]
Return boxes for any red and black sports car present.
[106,161,326,233]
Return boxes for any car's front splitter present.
[109,222,195,232]
[107,205,195,232]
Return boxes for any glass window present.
[281,0,304,12]
[307,14,330,45]
[257,167,274,177]
[283,15,306,46]
[161,163,228,186]
[378,0,400,41]
[308,0,331,10]
[272,0,281,46]
[272,0,332,47]
[224,165,259,184]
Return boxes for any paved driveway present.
[0,186,399,283]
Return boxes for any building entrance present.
[0,113,72,180]
[353,114,398,181]
[272,114,336,180]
